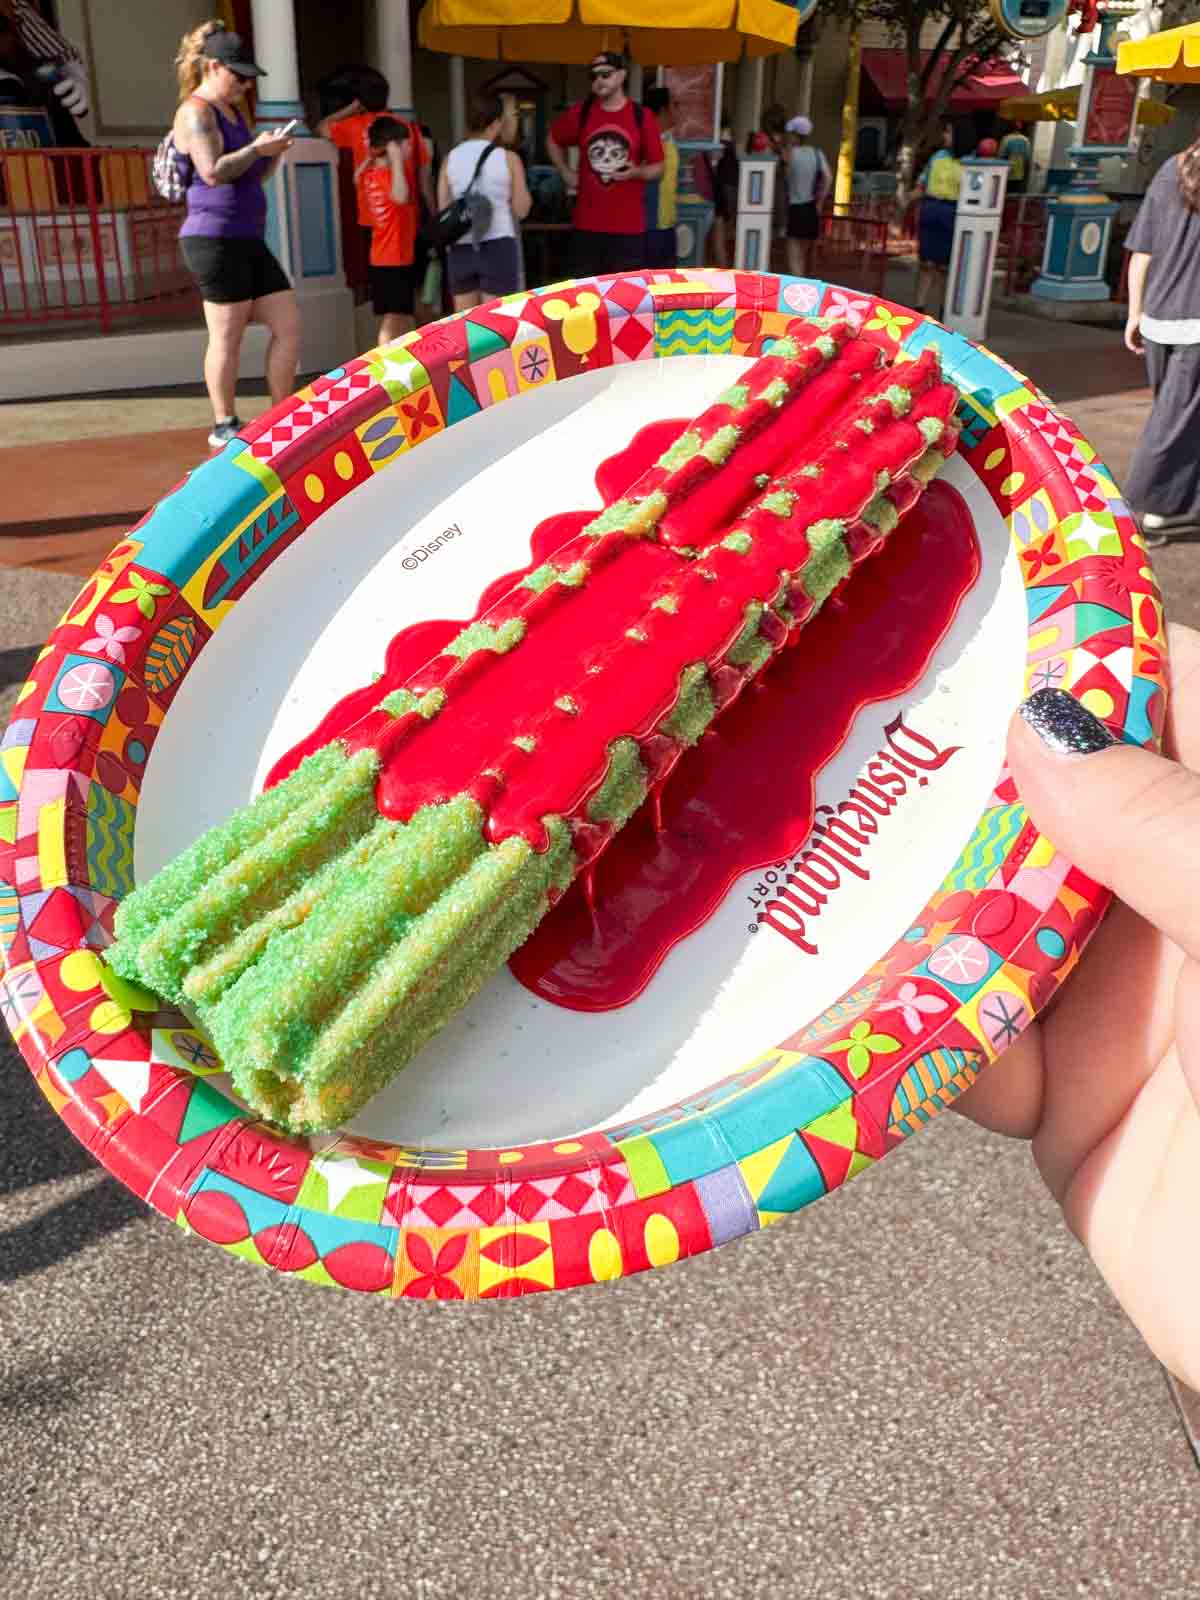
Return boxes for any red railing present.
[813,210,890,298]
[0,146,200,333]
[1000,195,1048,297]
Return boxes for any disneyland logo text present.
[402,523,463,571]
[754,714,963,956]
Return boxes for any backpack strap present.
[464,138,499,194]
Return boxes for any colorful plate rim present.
[0,269,1166,1301]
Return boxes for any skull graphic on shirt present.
[586,128,632,184]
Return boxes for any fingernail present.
[1019,688,1117,755]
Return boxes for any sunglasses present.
[589,66,618,79]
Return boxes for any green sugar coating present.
[855,417,876,435]
[883,385,914,417]
[754,473,770,488]
[862,494,900,534]
[109,746,381,1000]
[247,821,575,1131]
[918,416,946,444]
[110,742,354,964]
[626,626,648,643]
[585,497,637,535]
[523,559,590,592]
[696,566,719,582]
[727,601,766,666]
[760,489,797,518]
[584,491,666,538]
[380,686,445,720]
[722,530,753,553]
[715,383,750,410]
[700,425,740,466]
[912,445,947,485]
[446,617,526,660]
[589,737,648,826]
[875,469,892,491]
[626,491,668,533]
[759,377,790,408]
[520,563,558,593]
[737,636,775,677]
[555,695,579,715]
[801,519,851,605]
[203,795,489,1083]
[815,335,837,360]
[513,734,537,753]
[768,336,800,359]
[656,429,703,471]
[799,464,823,478]
[660,661,715,746]
[653,594,680,614]
[182,813,407,1008]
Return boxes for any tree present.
[819,0,1021,197]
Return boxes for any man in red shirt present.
[548,50,664,280]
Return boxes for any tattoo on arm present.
[181,101,260,185]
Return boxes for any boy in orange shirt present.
[318,81,432,264]
[357,117,417,346]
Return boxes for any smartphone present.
[278,119,299,139]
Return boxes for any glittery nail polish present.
[1019,688,1117,755]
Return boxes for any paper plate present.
[0,271,1166,1300]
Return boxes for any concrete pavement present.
[2,303,1199,1598]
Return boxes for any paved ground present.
[2,301,1199,1598]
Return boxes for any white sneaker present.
[1142,511,1198,531]
[207,416,242,449]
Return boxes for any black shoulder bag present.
[424,140,499,250]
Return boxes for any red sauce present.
[511,472,978,1010]
[267,405,978,1013]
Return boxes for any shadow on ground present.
[0,1036,147,1280]
[0,646,39,691]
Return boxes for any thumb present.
[1010,688,1200,960]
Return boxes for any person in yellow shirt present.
[913,120,973,316]
[642,86,679,268]
[998,122,1032,195]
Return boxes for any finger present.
[1163,622,1200,769]
[1035,896,1180,1201]
[952,1023,1044,1139]
[1010,689,1200,963]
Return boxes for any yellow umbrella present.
[1117,19,1200,84]
[416,0,806,64]
[997,84,1175,126]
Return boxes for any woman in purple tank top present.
[172,22,299,449]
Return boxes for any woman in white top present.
[437,90,532,311]
[783,114,831,279]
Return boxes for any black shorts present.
[179,235,291,305]
[446,236,520,298]
[786,202,820,242]
[643,226,677,270]
[370,264,417,317]
[570,229,644,279]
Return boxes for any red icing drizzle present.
[267,401,978,1013]
[511,472,978,1010]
